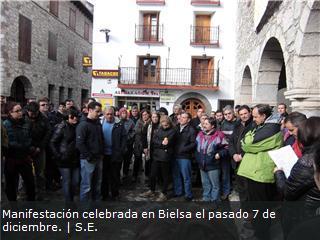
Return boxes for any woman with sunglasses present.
[3,102,35,201]
[50,107,80,201]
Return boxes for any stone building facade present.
[235,0,320,117]
[0,0,93,108]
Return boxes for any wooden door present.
[139,56,160,84]
[181,98,205,118]
[143,13,159,41]
[195,15,211,43]
[192,58,214,85]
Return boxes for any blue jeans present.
[80,159,103,201]
[221,157,231,196]
[172,158,193,199]
[59,168,79,201]
[200,169,220,201]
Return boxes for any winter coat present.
[48,111,65,128]
[152,127,176,162]
[228,118,254,169]
[50,121,79,168]
[220,118,237,144]
[133,119,150,156]
[142,122,160,160]
[190,117,201,131]
[237,123,283,183]
[275,151,320,238]
[101,117,127,163]
[175,124,197,159]
[25,112,51,149]
[122,118,135,147]
[195,130,228,171]
[3,117,32,162]
[275,152,320,212]
[76,116,104,162]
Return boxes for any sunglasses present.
[40,104,48,106]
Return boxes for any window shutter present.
[18,14,32,63]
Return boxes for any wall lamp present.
[100,29,110,42]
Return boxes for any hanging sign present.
[92,69,119,78]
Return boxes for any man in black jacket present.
[173,112,196,201]
[25,101,51,199]
[76,102,104,201]
[101,106,127,200]
[220,105,237,200]
[228,105,254,202]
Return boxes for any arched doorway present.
[181,98,205,118]
[8,76,32,106]
[256,37,287,107]
[240,66,253,105]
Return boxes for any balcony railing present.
[136,0,165,5]
[191,0,220,6]
[119,67,219,89]
[190,26,219,46]
[135,24,163,44]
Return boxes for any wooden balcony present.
[118,67,219,90]
[191,0,220,6]
[190,26,219,46]
[135,24,163,44]
[136,0,165,5]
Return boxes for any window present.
[191,57,214,85]
[218,100,234,111]
[68,47,75,68]
[18,14,32,64]
[81,89,89,105]
[143,13,159,41]
[59,87,65,103]
[84,22,89,41]
[48,31,57,61]
[68,88,73,99]
[48,84,55,103]
[49,1,59,17]
[69,8,76,30]
[138,56,160,84]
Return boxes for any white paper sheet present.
[268,145,299,178]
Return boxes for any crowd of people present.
[1,97,320,239]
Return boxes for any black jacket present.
[152,127,176,162]
[76,116,104,161]
[25,112,51,149]
[229,118,254,168]
[190,117,201,130]
[275,152,320,212]
[133,119,149,156]
[175,124,196,159]
[3,117,33,161]
[50,121,79,168]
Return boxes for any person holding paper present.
[274,117,320,238]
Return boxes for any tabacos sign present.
[92,69,119,78]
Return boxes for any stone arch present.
[255,37,288,107]
[8,76,33,106]
[175,92,212,116]
[239,66,253,105]
[284,1,320,116]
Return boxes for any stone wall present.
[235,0,320,116]
[0,0,93,108]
